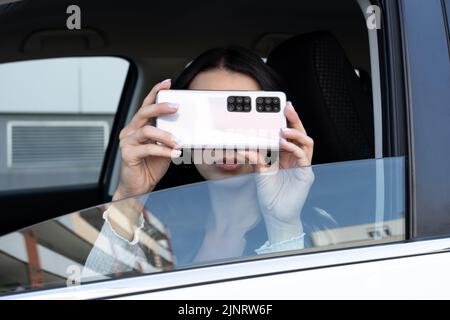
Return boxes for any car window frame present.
[98,56,138,201]
[0,0,422,297]
[443,0,450,57]
[398,0,450,239]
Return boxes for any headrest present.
[267,31,374,164]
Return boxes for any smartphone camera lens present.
[228,96,251,112]
[256,96,281,112]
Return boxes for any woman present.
[83,46,314,278]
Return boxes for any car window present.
[0,157,405,295]
[0,57,129,191]
[444,0,450,43]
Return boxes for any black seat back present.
[267,31,374,164]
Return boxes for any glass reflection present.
[0,157,405,295]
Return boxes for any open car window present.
[0,157,405,295]
[0,57,129,191]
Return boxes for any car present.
[0,0,449,300]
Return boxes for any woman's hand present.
[113,79,182,201]
[245,102,315,245]
[279,101,313,168]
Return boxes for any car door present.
[124,0,450,300]
[1,0,449,300]
[0,156,409,299]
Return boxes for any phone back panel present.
[156,90,287,150]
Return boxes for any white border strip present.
[357,0,383,159]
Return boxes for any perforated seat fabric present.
[267,31,374,164]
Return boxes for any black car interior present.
[267,31,375,165]
[0,0,375,234]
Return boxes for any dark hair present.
[155,46,281,191]
[172,46,281,91]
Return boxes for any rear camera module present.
[227,96,251,112]
[256,96,281,113]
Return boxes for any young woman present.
[83,46,314,278]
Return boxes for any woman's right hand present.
[113,79,182,201]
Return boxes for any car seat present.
[266,31,375,164]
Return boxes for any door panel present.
[125,249,450,300]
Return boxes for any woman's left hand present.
[278,101,314,169]
[243,101,315,245]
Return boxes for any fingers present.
[121,143,181,166]
[280,127,314,149]
[281,103,314,165]
[279,138,311,166]
[284,101,307,134]
[121,125,182,149]
[125,102,179,134]
[122,79,176,135]
[236,150,277,173]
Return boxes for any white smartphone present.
[156,90,287,150]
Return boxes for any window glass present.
[0,157,405,295]
[0,57,129,191]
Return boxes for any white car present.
[0,0,449,299]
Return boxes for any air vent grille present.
[8,121,109,168]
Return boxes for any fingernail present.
[171,149,182,158]
[281,127,292,133]
[287,101,294,109]
[173,136,183,147]
[280,137,287,143]
[161,78,171,84]
[168,103,179,109]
